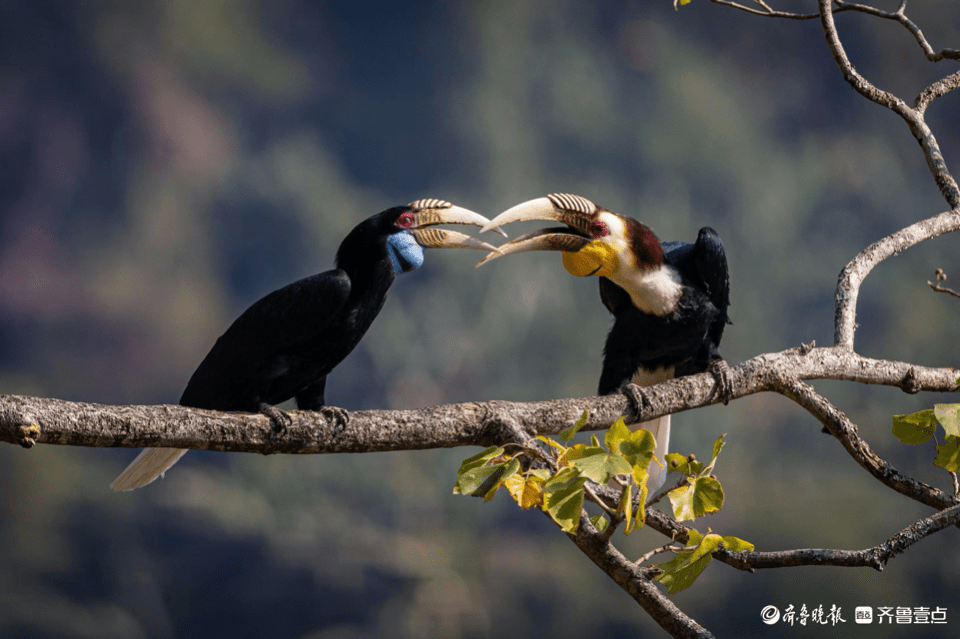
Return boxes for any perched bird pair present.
[112,195,730,494]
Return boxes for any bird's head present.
[340,200,504,275]
[477,194,662,279]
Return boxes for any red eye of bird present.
[396,212,415,228]
[590,220,609,239]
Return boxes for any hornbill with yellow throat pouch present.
[479,193,731,493]
[111,200,503,491]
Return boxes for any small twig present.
[636,543,683,566]
[927,268,960,299]
[951,472,960,498]
[584,482,618,520]
[646,475,685,507]
[928,281,960,299]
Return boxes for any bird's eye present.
[590,220,609,239]
[396,212,415,228]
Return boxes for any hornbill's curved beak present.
[406,199,506,253]
[476,193,603,266]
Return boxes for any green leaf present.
[542,466,583,493]
[631,481,648,533]
[665,452,689,475]
[590,515,609,532]
[620,483,633,531]
[892,409,938,445]
[711,434,726,462]
[618,428,657,481]
[721,535,755,553]
[504,471,544,509]
[653,527,719,593]
[454,463,506,496]
[566,445,632,484]
[935,404,960,438]
[455,446,503,476]
[604,416,631,451]
[655,552,712,594]
[934,436,960,472]
[668,476,725,521]
[537,435,568,455]
[543,474,587,533]
[453,446,504,494]
[483,457,522,501]
[559,409,589,443]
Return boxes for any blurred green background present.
[2,1,959,637]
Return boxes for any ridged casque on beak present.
[406,199,505,253]
[476,193,605,266]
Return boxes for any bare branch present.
[818,1,960,209]
[775,376,958,511]
[708,0,819,20]
[916,71,960,114]
[835,209,960,350]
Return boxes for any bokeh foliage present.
[1,1,959,636]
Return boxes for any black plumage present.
[112,202,497,490]
[597,227,730,395]
[480,194,731,492]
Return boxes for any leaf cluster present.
[892,402,960,472]
[454,411,753,593]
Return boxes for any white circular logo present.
[761,606,780,625]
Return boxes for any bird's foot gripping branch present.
[453,410,753,594]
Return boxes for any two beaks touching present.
[111,194,731,496]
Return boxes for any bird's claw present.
[259,403,294,438]
[620,383,649,423]
[707,359,734,405]
[320,406,349,435]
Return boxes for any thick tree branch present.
[2,346,956,454]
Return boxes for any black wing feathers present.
[179,269,351,410]
[598,226,730,394]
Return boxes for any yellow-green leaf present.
[619,427,657,480]
[690,532,723,562]
[559,409,589,442]
[711,434,726,462]
[669,476,724,521]
[935,404,960,438]
[665,452,689,475]
[542,466,583,493]
[590,514,609,532]
[504,472,544,509]
[654,552,711,594]
[721,535,754,553]
[537,435,568,454]
[566,446,632,484]
[620,483,633,531]
[934,436,960,472]
[892,409,938,445]
[543,474,587,533]
[604,416,631,452]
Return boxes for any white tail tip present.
[110,448,189,491]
